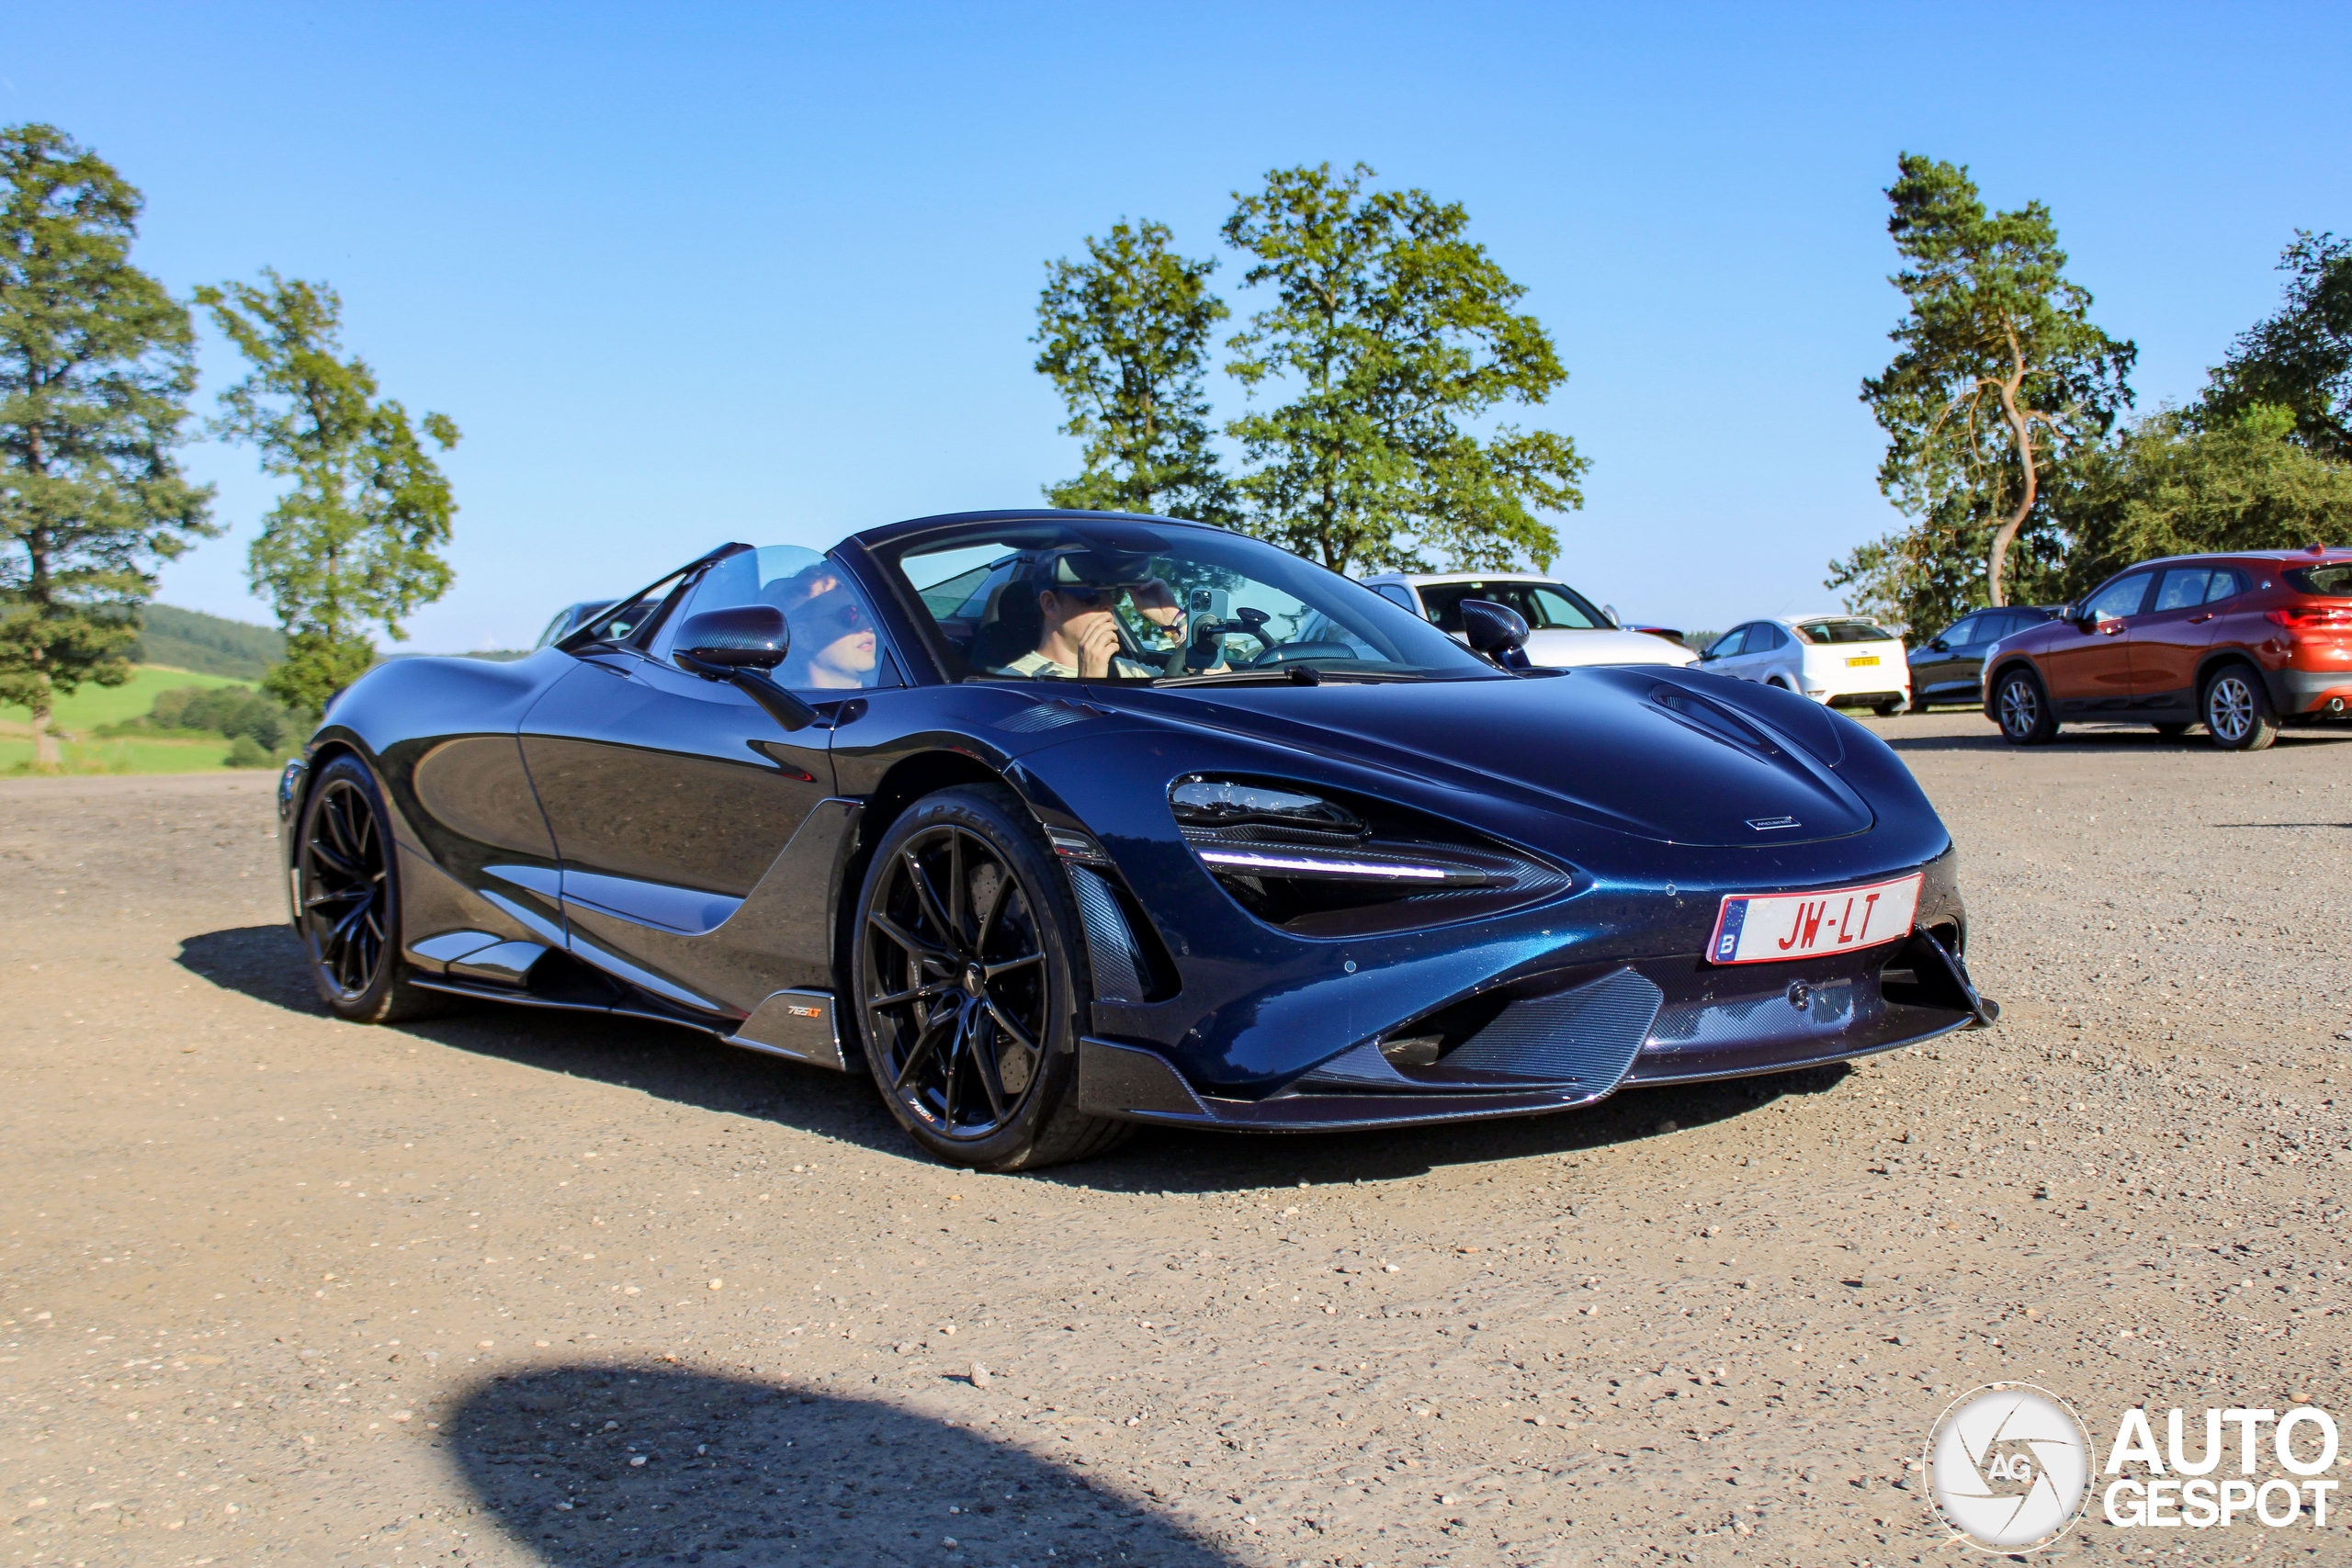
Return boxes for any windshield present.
[1417,580,1607,632]
[1794,618,1899,645]
[878,520,1499,683]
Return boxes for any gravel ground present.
[3,713,2348,1568]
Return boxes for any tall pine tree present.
[0,124,212,767]
[1840,154,2133,625]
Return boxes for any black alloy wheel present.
[1994,668,2057,745]
[2202,665,2280,751]
[295,753,441,1022]
[853,784,1125,1169]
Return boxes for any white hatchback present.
[1698,614,1910,714]
[1359,571,1697,669]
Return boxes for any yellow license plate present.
[1846,654,1880,667]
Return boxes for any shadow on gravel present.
[174,921,1856,1192]
[440,1360,1234,1567]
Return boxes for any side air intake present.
[1069,863,1148,1005]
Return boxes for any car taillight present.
[2267,607,2352,637]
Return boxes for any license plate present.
[1707,873,1922,964]
[1846,654,1881,667]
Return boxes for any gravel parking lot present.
[4,713,2348,1567]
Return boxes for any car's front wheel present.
[294,753,444,1022]
[2203,665,2280,751]
[1993,668,2057,745]
[851,784,1129,1170]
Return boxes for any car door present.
[519,546,881,1012]
[1909,614,1983,705]
[2040,570,2152,714]
[1956,611,2030,702]
[1746,621,1796,686]
[1701,624,1751,676]
[2131,566,2226,714]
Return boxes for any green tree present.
[1220,163,1585,575]
[1849,154,2134,616]
[2060,404,2352,596]
[198,271,459,715]
[1034,220,1236,523]
[2201,231,2351,460]
[0,124,212,767]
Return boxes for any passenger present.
[1129,577,1187,651]
[771,567,879,689]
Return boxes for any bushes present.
[105,683,298,762]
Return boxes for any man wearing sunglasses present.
[995,552,1165,681]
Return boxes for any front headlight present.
[1170,778,1364,835]
[1170,775,1574,936]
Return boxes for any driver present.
[995,551,1161,680]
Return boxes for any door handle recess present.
[2188,613,2214,624]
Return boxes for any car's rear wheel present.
[1873,698,1906,717]
[2202,665,2279,751]
[1993,668,2057,745]
[852,784,1128,1170]
[295,753,444,1022]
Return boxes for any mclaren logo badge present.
[1746,816,1802,831]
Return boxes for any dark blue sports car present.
[277,512,1996,1168]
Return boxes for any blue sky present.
[8,2,2346,648]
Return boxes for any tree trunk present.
[1984,352,2041,610]
[31,700,60,769]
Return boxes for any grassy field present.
[0,665,255,731]
[0,666,266,776]
[0,734,261,776]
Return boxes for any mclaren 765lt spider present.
[277,511,1997,1169]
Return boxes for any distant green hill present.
[134,604,284,680]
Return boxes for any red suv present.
[1983,547,2352,750]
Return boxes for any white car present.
[1358,571,1697,669]
[1698,614,1910,715]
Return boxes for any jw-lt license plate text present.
[1708,873,1922,964]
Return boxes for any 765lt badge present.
[1708,872,1923,964]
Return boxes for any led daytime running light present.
[1197,848,1448,881]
